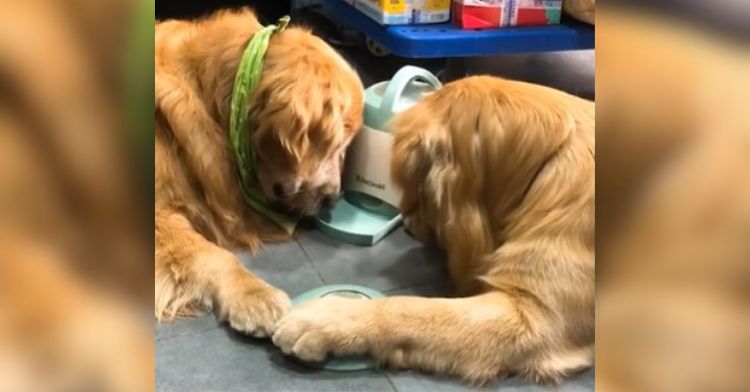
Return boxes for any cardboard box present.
[354,0,451,25]
[452,0,562,29]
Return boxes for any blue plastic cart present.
[320,0,594,58]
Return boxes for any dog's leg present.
[273,243,593,384]
[274,292,590,384]
[155,209,290,337]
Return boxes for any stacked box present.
[354,0,451,25]
[453,0,562,29]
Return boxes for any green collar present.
[229,15,297,235]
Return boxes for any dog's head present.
[389,90,461,245]
[391,76,592,260]
[390,78,499,248]
[244,29,363,217]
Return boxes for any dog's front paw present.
[272,297,375,362]
[217,283,291,338]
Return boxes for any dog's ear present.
[389,119,447,244]
[391,108,492,274]
[391,133,429,192]
[390,112,458,207]
[390,130,428,229]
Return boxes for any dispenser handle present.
[379,65,441,123]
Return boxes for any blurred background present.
[0,0,747,391]
[156,0,596,99]
[596,2,750,392]
[0,0,154,390]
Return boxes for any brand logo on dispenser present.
[344,125,402,207]
[355,174,386,190]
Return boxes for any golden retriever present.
[273,76,594,384]
[155,8,364,336]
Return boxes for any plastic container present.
[453,0,562,29]
[355,0,451,25]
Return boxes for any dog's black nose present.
[273,182,284,198]
[321,195,336,210]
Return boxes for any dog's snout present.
[316,183,340,210]
[273,181,299,199]
[268,179,340,215]
[321,194,337,210]
[273,183,284,198]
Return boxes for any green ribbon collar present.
[229,15,297,235]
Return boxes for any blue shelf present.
[321,0,594,58]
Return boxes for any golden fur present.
[563,0,595,25]
[273,76,594,384]
[0,0,152,389]
[155,9,363,335]
[595,9,750,391]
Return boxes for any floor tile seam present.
[293,236,328,285]
[156,325,222,342]
[383,370,401,392]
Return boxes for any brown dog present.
[273,76,594,384]
[155,9,363,336]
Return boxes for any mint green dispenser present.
[315,66,442,245]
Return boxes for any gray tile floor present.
[156,227,594,392]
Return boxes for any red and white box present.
[452,0,563,29]
[452,0,502,29]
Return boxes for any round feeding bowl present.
[290,285,385,371]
